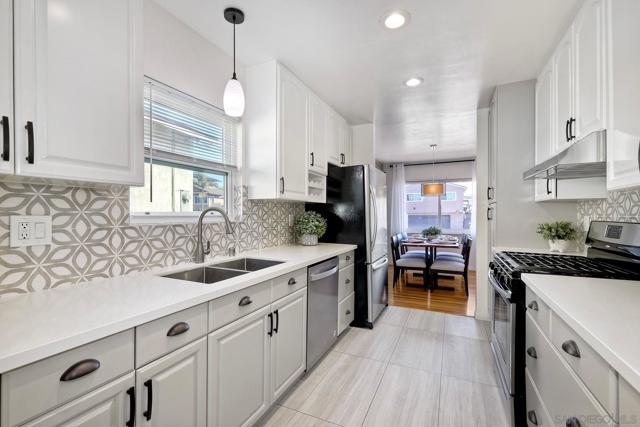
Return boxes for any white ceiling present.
[153,0,582,163]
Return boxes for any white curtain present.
[389,164,408,235]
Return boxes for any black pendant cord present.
[232,18,236,79]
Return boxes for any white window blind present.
[144,77,240,169]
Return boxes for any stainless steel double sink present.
[162,258,284,284]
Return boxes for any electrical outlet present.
[10,216,52,247]
[18,222,31,240]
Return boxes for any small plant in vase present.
[422,226,442,241]
[537,221,577,253]
[295,211,327,246]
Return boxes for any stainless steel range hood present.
[523,130,606,180]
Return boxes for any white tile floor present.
[259,307,512,427]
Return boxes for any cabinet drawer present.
[135,303,208,368]
[525,368,555,427]
[209,280,271,331]
[338,292,355,335]
[525,314,613,426]
[338,264,355,302]
[550,313,617,418]
[525,286,550,336]
[0,330,134,427]
[338,251,354,269]
[272,268,307,302]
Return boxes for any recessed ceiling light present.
[382,10,410,29]
[404,77,423,87]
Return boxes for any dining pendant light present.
[223,8,245,117]
[422,144,445,196]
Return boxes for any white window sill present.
[129,211,238,225]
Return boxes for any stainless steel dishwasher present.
[307,257,339,369]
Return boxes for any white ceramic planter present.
[300,234,319,246]
[548,239,572,253]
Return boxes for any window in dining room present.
[405,180,472,233]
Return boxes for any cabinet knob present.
[561,340,581,358]
[527,410,538,426]
[346,255,351,261]
[60,359,100,381]
[167,321,190,336]
[239,296,253,306]
[526,347,538,359]
[527,301,539,311]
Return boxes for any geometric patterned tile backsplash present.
[577,188,640,225]
[0,182,304,297]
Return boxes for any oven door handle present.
[488,272,512,300]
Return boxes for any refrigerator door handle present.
[371,257,388,271]
[369,185,378,248]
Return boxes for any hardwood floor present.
[387,266,476,317]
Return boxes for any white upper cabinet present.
[535,60,557,201]
[0,0,13,175]
[308,93,328,175]
[278,66,309,200]
[553,29,574,155]
[339,118,352,166]
[574,0,606,139]
[12,0,143,186]
[326,110,341,166]
[606,0,640,190]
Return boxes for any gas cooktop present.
[497,251,640,280]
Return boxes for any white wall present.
[475,108,490,321]
[144,0,241,109]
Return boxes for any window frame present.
[404,179,472,234]
[129,77,241,225]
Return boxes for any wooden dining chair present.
[398,233,424,258]
[390,235,428,288]
[435,234,469,262]
[430,237,473,295]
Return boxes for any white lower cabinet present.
[136,338,207,427]
[207,288,308,427]
[271,289,307,401]
[21,373,135,427]
[620,378,640,427]
[208,305,272,427]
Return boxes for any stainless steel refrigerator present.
[306,164,388,328]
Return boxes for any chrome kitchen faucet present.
[195,207,235,263]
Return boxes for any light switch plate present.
[10,216,52,247]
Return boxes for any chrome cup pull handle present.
[527,301,539,311]
[60,359,100,381]
[562,340,581,358]
[239,296,253,306]
[167,321,190,337]
[526,347,538,359]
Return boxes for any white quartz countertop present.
[522,273,640,393]
[0,243,357,374]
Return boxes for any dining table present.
[401,237,461,291]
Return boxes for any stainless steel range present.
[489,221,640,426]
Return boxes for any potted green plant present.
[537,221,577,253]
[295,211,327,246]
[422,226,442,241]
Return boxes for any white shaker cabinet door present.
[620,378,640,427]
[208,305,271,427]
[554,28,574,155]
[136,338,207,427]
[606,0,640,190]
[270,288,307,402]
[277,65,308,200]
[13,0,143,185]
[308,93,328,175]
[534,60,556,201]
[326,109,341,166]
[0,0,13,174]
[574,0,606,139]
[339,119,352,166]
[21,373,135,427]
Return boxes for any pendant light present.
[223,8,245,117]
[422,144,445,196]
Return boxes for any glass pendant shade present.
[422,183,444,196]
[223,77,245,117]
